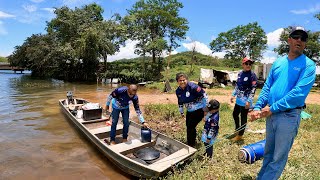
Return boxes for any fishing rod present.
[151,123,249,165]
[204,122,248,150]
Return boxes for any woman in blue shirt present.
[176,73,208,147]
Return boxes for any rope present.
[204,122,248,149]
[151,123,249,165]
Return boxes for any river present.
[0,71,132,180]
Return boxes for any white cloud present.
[23,4,38,13]
[212,51,226,58]
[108,40,140,61]
[0,11,15,18]
[182,41,211,55]
[185,36,192,42]
[62,0,95,7]
[0,21,8,35]
[261,50,278,64]
[31,0,45,3]
[266,28,283,47]
[290,3,320,15]
[41,8,55,13]
[182,41,225,58]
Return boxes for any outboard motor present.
[66,91,74,105]
[141,127,152,142]
[238,139,266,164]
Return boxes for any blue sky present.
[0,0,320,63]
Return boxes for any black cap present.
[203,99,220,112]
[289,26,308,39]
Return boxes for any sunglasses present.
[243,62,252,66]
[290,34,307,42]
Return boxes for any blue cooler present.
[238,139,266,164]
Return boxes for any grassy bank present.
[144,103,320,179]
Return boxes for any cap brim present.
[290,30,308,39]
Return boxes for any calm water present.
[0,71,132,180]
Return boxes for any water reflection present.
[0,72,131,179]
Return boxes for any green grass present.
[145,103,320,179]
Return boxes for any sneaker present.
[231,135,243,142]
[122,139,128,143]
[110,141,116,145]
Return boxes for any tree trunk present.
[103,53,107,72]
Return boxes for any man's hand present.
[142,122,149,128]
[261,105,272,118]
[245,102,250,109]
[248,110,261,122]
[230,96,235,103]
[206,139,210,143]
[181,113,185,118]
[105,105,109,112]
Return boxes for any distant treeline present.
[102,51,237,83]
[0,56,8,63]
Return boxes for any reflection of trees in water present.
[10,75,65,89]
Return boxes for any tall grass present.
[144,103,320,179]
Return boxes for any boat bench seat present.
[89,124,123,135]
[148,148,190,170]
[109,139,152,153]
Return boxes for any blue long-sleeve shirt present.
[201,111,219,145]
[176,82,208,113]
[232,70,257,106]
[254,54,316,113]
[106,86,144,123]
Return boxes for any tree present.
[46,3,126,80]
[123,0,188,76]
[274,26,320,63]
[210,22,267,67]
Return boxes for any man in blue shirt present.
[106,84,147,145]
[176,73,208,147]
[249,26,316,179]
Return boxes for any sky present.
[0,0,320,64]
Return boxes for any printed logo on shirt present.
[252,81,256,85]
[186,91,190,97]
[196,87,201,92]
[244,77,248,81]
[293,67,301,71]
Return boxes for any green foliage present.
[0,56,8,63]
[123,0,189,74]
[274,26,320,63]
[102,57,163,83]
[165,51,223,67]
[103,50,241,84]
[8,34,59,77]
[9,3,126,81]
[210,22,267,68]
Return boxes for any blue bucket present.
[238,139,266,164]
[141,127,151,142]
